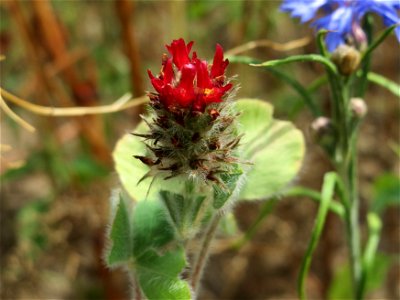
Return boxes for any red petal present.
[210,44,229,78]
[162,58,174,84]
[166,38,193,69]
[195,59,212,89]
[148,70,164,93]
[178,64,196,90]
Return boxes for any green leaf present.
[371,173,400,214]
[328,253,391,300]
[250,54,338,75]
[213,165,243,209]
[16,198,50,260]
[367,72,400,97]
[160,190,206,238]
[298,172,336,300]
[131,200,191,300]
[113,122,187,201]
[235,99,305,201]
[135,248,191,300]
[106,195,132,266]
[361,23,399,62]
[360,213,383,299]
[285,186,345,218]
[227,55,322,116]
[132,200,175,256]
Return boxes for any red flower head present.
[148,38,232,112]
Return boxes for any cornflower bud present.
[310,117,336,154]
[350,97,368,119]
[136,38,240,185]
[331,44,361,76]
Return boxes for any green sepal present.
[213,165,243,209]
[135,247,192,300]
[106,194,133,266]
[235,99,305,201]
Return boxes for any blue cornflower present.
[281,0,400,52]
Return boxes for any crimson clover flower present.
[281,0,400,52]
[148,38,232,112]
[135,39,240,183]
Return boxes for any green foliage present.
[298,172,336,300]
[135,248,191,300]
[361,24,399,62]
[131,200,175,255]
[371,173,400,214]
[160,190,206,238]
[114,98,304,204]
[367,72,400,97]
[106,196,190,299]
[236,99,305,201]
[251,54,338,75]
[328,253,391,300]
[106,195,132,266]
[16,198,50,260]
[110,98,305,299]
[70,153,109,184]
[228,55,322,117]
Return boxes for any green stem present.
[345,140,363,300]
[327,45,363,299]
[190,213,222,297]
[339,87,363,300]
[357,14,374,97]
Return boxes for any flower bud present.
[350,97,368,118]
[311,117,332,137]
[331,45,361,76]
[310,117,336,154]
[351,21,368,51]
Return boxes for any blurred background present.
[0,1,399,299]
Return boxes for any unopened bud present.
[331,45,361,76]
[351,22,368,51]
[350,98,367,118]
[311,117,332,137]
[310,117,336,154]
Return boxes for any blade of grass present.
[227,55,322,116]
[367,72,400,97]
[286,186,345,218]
[250,54,338,75]
[359,213,382,299]
[361,23,398,62]
[298,172,337,300]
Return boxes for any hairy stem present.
[190,213,222,296]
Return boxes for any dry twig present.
[225,36,311,56]
[1,88,148,118]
